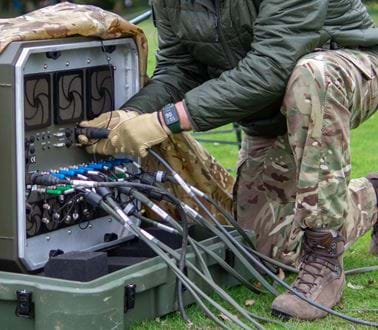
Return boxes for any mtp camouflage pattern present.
[235,48,378,266]
[0,2,148,85]
[143,133,235,222]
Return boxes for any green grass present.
[134,12,378,330]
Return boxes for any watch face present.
[165,109,177,125]
[164,105,179,125]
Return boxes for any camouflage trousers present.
[234,48,378,266]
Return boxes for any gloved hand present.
[109,112,170,157]
[79,110,139,155]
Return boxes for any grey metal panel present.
[0,37,141,272]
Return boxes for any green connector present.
[46,189,62,196]
[55,185,73,193]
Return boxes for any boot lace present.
[293,236,343,295]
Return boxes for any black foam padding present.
[146,228,183,249]
[109,245,157,258]
[44,251,108,282]
[109,228,183,258]
[108,256,148,273]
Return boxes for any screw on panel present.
[43,64,48,69]
[65,61,70,67]
[87,58,91,64]
[46,236,50,241]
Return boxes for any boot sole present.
[271,277,345,321]
[271,308,293,321]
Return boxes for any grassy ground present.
[133,12,378,330]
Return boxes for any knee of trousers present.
[282,55,328,117]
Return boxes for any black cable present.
[83,40,115,152]
[187,184,378,277]
[71,179,272,293]
[185,183,278,275]
[114,185,196,323]
[137,214,262,294]
[103,196,268,329]
[147,152,279,295]
[345,266,378,275]
[98,197,259,330]
[73,177,378,326]
[148,149,378,327]
[137,215,288,328]
[176,197,191,323]
[124,186,263,294]
[82,187,263,328]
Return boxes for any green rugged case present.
[0,229,255,330]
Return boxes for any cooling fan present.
[54,70,84,124]
[24,74,51,130]
[86,66,115,119]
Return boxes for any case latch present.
[15,290,34,319]
[124,284,136,313]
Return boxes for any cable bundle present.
[32,148,378,329]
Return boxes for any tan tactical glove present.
[109,112,170,158]
[79,110,139,155]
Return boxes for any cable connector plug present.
[84,191,103,208]
[26,173,69,186]
[71,180,98,188]
[96,187,113,199]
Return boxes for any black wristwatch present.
[161,103,182,134]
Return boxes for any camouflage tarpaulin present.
[0,2,235,220]
[0,2,148,85]
[144,133,235,222]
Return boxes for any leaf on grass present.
[347,282,364,290]
[218,313,230,321]
[244,299,256,307]
[278,268,285,281]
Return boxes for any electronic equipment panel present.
[0,37,140,272]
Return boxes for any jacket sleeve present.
[185,0,329,131]
[123,3,207,113]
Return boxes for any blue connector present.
[102,162,114,170]
[113,159,126,166]
[91,163,105,170]
[82,166,95,172]
[51,173,66,180]
[59,170,76,177]
[73,168,86,175]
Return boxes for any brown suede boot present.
[366,174,378,255]
[370,223,378,255]
[271,229,345,320]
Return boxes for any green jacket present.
[125,0,377,136]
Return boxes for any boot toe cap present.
[272,293,328,321]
